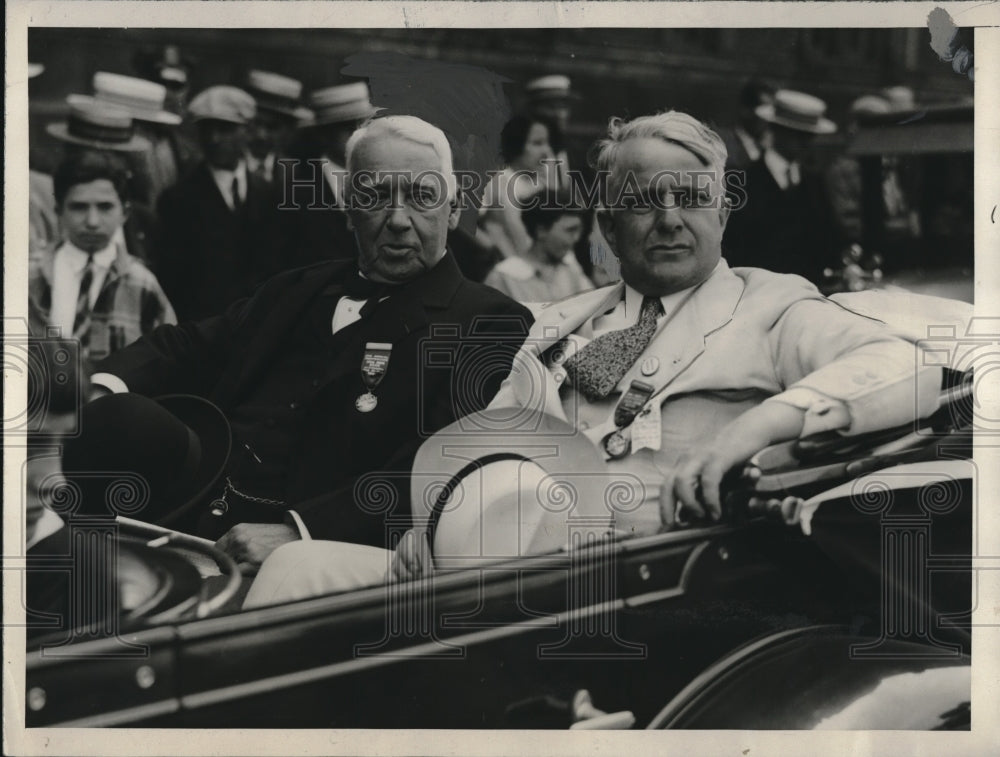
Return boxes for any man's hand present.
[670,401,806,522]
[216,523,298,575]
[388,528,432,583]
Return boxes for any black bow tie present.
[341,273,400,318]
[343,274,390,300]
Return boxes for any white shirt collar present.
[26,508,65,551]
[592,262,720,337]
[58,239,117,271]
[763,148,800,190]
[621,260,721,322]
[246,151,276,180]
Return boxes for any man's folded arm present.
[766,298,942,437]
[92,310,239,398]
[90,266,304,397]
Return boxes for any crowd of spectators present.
[30,49,932,367]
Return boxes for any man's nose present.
[385,201,413,231]
[654,201,684,232]
[84,206,101,227]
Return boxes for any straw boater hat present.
[46,98,151,152]
[187,86,257,125]
[68,72,182,126]
[881,85,916,112]
[307,82,378,127]
[849,95,891,117]
[524,74,579,104]
[755,89,837,135]
[246,69,313,122]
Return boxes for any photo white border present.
[5,2,999,755]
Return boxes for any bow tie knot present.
[344,274,391,299]
[341,273,400,318]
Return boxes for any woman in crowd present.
[478,115,559,259]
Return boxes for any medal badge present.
[355,392,378,412]
[603,380,657,460]
[602,430,631,459]
[357,342,392,413]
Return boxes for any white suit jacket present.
[488,261,943,536]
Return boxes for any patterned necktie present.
[564,295,665,401]
[72,254,95,344]
[231,176,242,212]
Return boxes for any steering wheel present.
[116,517,242,623]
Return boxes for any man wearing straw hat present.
[277,81,378,269]
[155,85,283,321]
[723,89,842,283]
[244,69,313,184]
[72,72,186,204]
[523,74,577,182]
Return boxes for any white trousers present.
[243,541,392,609]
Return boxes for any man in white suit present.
[488,110,942,536]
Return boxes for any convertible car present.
[24,358,975,730]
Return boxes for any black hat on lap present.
[60,394,231,527]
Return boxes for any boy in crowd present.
[28,150,175,365]
[484,191,594,302]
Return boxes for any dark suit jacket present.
[155,162,283,321]
[723,159,843,284]
[718,126,757,172]
[95,253,532,546]
[274,158,357,270]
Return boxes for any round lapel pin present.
[640,357,660,376]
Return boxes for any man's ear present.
[121,201,132,223]
[345,198,355,231]
[447,190,462,231]
[717,199,731,233]
[596,208,620,258]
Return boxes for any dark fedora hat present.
[60,393,231,527]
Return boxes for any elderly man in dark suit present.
[155,86,283,321]
[91,115,532,572]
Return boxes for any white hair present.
[345,115,456,201]
[593,110,729,189]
